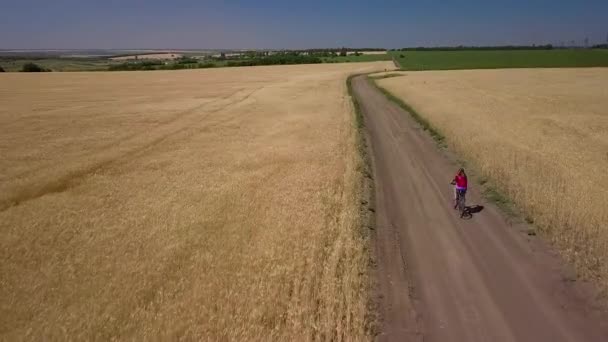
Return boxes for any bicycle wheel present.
[456,191,464,212]
[458,197,465,216]
[459,191,471,219]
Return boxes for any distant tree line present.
[591,44,608,49]
[394,45,555,51]
[108,60,217,71]
[343,48,385,51]
[250,48,383,54]
[0,60,53,72]
[226,54,321,67]
[207,48,383,60]
[108,53,322,71]
[108,61,162,71]
[21,63,51,72]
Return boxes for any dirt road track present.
[352,76,608,342]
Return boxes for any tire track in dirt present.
[352,75,608,342]
[0,87,264,212]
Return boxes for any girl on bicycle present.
[451,168,468,209]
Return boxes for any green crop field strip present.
[391,49,608,70]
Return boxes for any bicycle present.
[451,183,472,219]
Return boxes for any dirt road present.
[352,76,608,342]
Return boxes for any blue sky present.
[1,0,607,49]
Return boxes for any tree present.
[0,65,5,72]
[339,47,347,57]
[21,62,46,72]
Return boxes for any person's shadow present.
[462,205,485,219]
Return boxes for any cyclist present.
[451,168,468,209]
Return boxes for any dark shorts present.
[454,188,467,198]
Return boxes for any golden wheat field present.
[0,61,392,340]
[376,68,608,290]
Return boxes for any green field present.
[323,53,392,63]
[391,49,608,70]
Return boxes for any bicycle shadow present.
[461,205,485,220]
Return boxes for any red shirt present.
[454,175,467,189]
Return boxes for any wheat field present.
[377,68,608,290]
[0,62,392,340]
